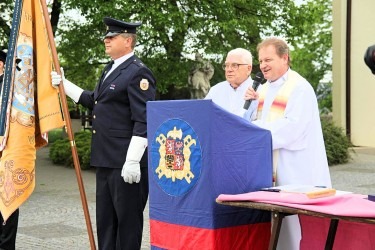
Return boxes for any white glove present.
[121,136,148,184]
[51,67,84,103]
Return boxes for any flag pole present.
[40,1,96,249]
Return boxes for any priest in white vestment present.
[205,48,256,117]
[244,37,331,250]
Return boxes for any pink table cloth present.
[217,191,375,249]
[217,191,375,217]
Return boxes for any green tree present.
[288,0,332,112]
[1,0,332,102]
[0,0,15,49]
[288,0,332,92]
[55,0,296,96]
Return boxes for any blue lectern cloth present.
[147,100,273,248]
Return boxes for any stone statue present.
[188,53,214,99]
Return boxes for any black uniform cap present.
[364,44,375,74]
[0,50,6,63]
[103,17,142,38]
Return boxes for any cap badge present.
[140,78,149,91]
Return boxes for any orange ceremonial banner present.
[0,0,65,221]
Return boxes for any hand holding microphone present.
[243,72,265,110]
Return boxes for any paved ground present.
[14,146,375,249]
[16,146,150,249]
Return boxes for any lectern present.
[147,100,273,249]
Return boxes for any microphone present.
[243,72,265,110]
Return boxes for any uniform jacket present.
[78,55,156,168]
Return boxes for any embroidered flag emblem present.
[151,119,202,196]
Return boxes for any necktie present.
[104,60,114,78]
[100,61,114,88]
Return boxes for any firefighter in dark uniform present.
[0,50,20,250]
[51,17,156,249]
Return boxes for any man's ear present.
[126,36,133,46]
[282,54,289,65]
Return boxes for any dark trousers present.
[96,167,148,250]
[0,209,19,250]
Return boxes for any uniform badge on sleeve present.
[140,78,149,90]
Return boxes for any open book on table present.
[261,184,338,199]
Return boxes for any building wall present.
[332,0,375,147]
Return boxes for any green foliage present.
[44,0,301,96]
[317,81,332,114]
[56,0,258,93]
[321,118,352,166]
[49,137,70,166]
[48,128,65,143]
[288,0,332,93]
[0,0,13,49]
[49,130,92,170]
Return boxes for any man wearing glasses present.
[205,48,254,117]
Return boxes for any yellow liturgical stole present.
[256,70,301,185]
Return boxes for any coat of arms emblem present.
[155,127,195,183]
